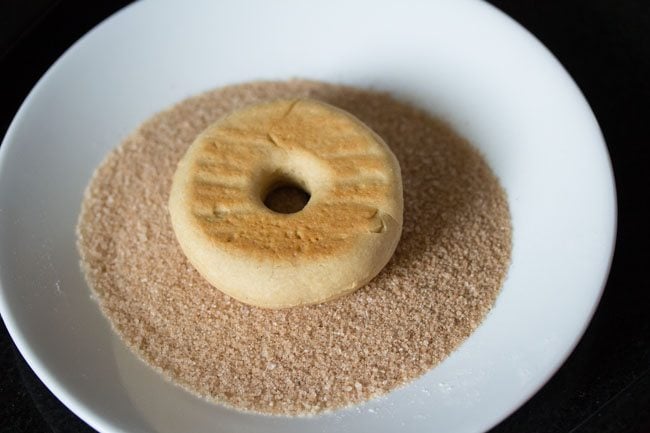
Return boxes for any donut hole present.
[263,177,311,214]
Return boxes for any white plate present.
[0,0,616,432]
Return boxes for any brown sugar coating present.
[77,80,512,415]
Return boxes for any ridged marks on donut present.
[325,154,389,178]
[191,203,388,260]
[326,181,392,207]
[267,100,375,155]
[314,203,387,234]
[189,182,252,217]
[268,129,372,155]
[197,141,264,168]
[188,136,262,220]
[207,128,272,150]
[182,99,398,260]
[193,161,250,181]
[191,177,247,189]
[192,206,251,222]
[317,150,383,159]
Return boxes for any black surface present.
[1,1,648,432]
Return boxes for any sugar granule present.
[77,80,512,415]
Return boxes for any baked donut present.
[168,99,403,308]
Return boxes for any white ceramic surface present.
[0,0,616,432]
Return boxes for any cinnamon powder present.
[77,80,512,415]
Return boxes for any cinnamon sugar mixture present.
[77,80,511,415]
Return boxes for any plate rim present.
[0,1,618,432]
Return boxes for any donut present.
[168,99,403,308]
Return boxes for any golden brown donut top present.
[180,99,402,261]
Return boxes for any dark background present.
[1,1,648,432]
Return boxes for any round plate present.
[0,1,616,432]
